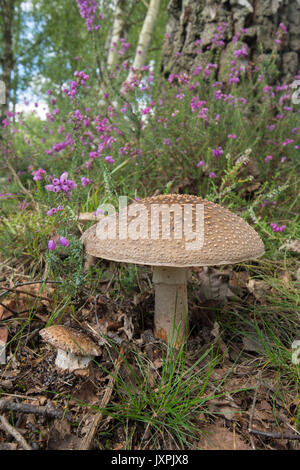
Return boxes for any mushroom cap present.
[40,325,101,356]
[82,194,265,267]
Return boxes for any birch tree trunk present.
[122,0,161,92]
[107,0,126,71]
[0,0,15,120]
[161,0,300,84]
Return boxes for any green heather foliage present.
[1,22,299,275]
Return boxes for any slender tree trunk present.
[107,0,126,71]
[11,0,20,118]
[122,0,161,92]
[0,0,15,120]
[161,0,300,84]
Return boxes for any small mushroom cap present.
[40,325,101,356]
[82,194,265,267]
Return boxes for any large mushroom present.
[81,194,265,347]
[40,325,101,371]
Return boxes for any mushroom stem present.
[152,266,189,347]
[55,348,92,371]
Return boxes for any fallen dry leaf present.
[47,418,81,450]
[242,335,264,354]
[0,443,18,450]
[117,312,134,341]
[198,424,251,450]
[0,326,8,364]
[217,406,242,421]
[197,267,235,302]
[247,279,271,301]
[280,271,290,288]
[279,239,300,254]
[77,212,104,224]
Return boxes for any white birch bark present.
[107,0,126,71]
[122,0,161,92]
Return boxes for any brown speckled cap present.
[81,194,265,267]
[40,325,101,356]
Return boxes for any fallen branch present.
[79,345,125,450]
[0,414,32,450]
[248,371,300,443]
[0,280,60,301]
[249,428,300,441]
[0,399,73,422]
[1,287,51,302]
[248,370,262,450]
[4,155,35,202]
[0,300,29,316]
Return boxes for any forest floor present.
[0,246,299,450]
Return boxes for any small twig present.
[0,300,29,316]
[79,345,125,450]
[23,328,42,347]
[248,371,300,444]
[0,399,73,422]
[249,429,300,441]
[0,287,51,302]
[4,155,35,202]
[248,370,262,450]
[0,280,60,300]
[139,410,158,448]
[0,414,32,450]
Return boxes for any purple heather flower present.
[33,168,46,181]
[265,155,273,162]
[282,138,294,146]
[209,172,217,178]
[279,22,287,32]
[60,172,69,184]
[47,205,64,216]
[81,177,91,186]
[212,146,224,158]
[104,156,115,164]
[47,208,57,216]
[48,240,56,251]
[270,223,286,233]
[59,236,69,247]
[197,160,205,167]
[233,46,248,58]
[45,172,77,195]
[18,201,31,210]
[94,208,105,216]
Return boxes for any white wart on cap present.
[40,325,101,371]
[82,194,265,346]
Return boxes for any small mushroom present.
[81,194,265,347]
[39,325,101,371]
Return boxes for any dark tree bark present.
[161,0,300,83]
[0,0,15,120]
